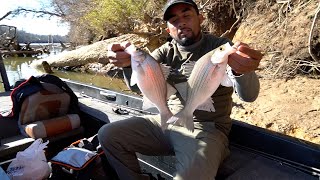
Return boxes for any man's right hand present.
[107,42,131,67]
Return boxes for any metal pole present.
[0,54,11,91]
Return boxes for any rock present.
[41,61,53,73]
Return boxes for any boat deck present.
[0,91,319,179]
[75,93,318,180]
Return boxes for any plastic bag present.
[7,139,51,180]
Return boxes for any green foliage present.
[83,0,149,34]
[50,0,166,44]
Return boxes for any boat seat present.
[0,117,84,161]
[0,112,84,160]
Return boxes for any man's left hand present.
[228,42,263,75]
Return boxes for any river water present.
[0,55,129,93]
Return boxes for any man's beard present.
[176,37,196,46]
[174,32,198,46]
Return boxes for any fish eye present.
[219,47,224,51]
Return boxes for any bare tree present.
[0,11,13,21]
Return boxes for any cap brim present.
[163,1,197,21]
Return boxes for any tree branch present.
[12,8,65,18]
[199,0,210,11]
[220,15,242,38]
[0,11,12,21]
[308,2,320,61]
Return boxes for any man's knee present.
[98,123,118,148]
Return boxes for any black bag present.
[49,134,118,180]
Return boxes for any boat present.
[0,61,319,179]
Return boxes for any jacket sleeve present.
[231,71,260,102]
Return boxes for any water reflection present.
[4,57,41,86]
[1,57,130,93]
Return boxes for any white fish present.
[125,45,173,130]
[167,42,236,132]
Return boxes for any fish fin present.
[220,72,233,87]
[167,83,177,99]
[181,61,196,77]
[142,96,156,110]
[174,82,188,101]
[130,71,138,86]
[160,64,171,80]
[196,98,216,112]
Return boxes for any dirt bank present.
[231,76,320,144]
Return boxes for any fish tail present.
[166,113,180,124]
[167,110,194,132]
[160,110,173,130]
[185,115,195,132]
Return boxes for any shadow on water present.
[0,56,130,93]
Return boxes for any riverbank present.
[231,75,320,145]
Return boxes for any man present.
[98,0,263,179]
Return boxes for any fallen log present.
[30,34,149,69]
